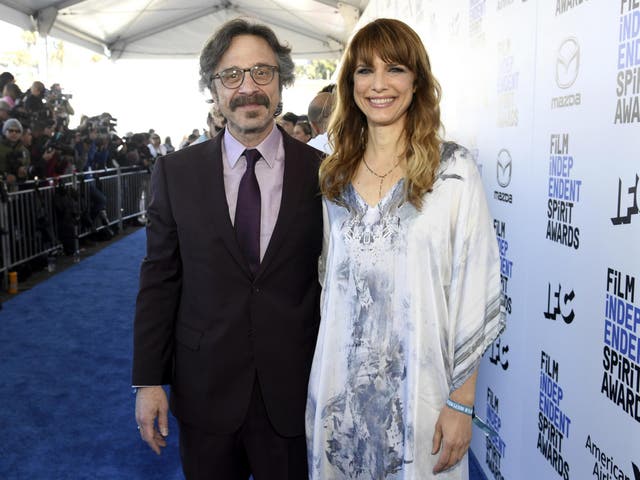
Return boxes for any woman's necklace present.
[362,155,402,200]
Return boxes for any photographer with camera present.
[47,83,74,130]
[44,131,75,178]
[104,132,124,168]
[74,112,121,167]
[122,133,152,168]
[11,81,54,132]
[22,81,48,116]
[28,120,55,180]
[74,127,100,172]
[0,119,30,190]
[72,121,117,238]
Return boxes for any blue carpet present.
[0,228,488,479]
[0,228,183,480]
[469,449,488,480]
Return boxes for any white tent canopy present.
[0,0,368,60]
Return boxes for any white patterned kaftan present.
[306,143,505,480]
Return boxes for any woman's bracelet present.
[446,398,474,416]
[446,398,500,437]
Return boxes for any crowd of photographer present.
[0,71,169,194]
[0,71,182,308]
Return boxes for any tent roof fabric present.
[0,0,367,60]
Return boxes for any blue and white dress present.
[306,143,505,480]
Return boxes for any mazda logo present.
[496,149,512,188]
[556,37,580,89]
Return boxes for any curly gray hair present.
[199,18,295,94]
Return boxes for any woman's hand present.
[431,405,473,474]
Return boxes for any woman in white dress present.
[306,18,505,479]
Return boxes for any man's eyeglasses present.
[212,65,278,89]
[6,129,21,134]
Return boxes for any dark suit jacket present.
[132,128,323,437]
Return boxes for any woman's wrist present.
[446,397,474,416]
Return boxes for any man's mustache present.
[230,94,270,111]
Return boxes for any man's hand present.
[135,386,169,455]
[431,405,473,474]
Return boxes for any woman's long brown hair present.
[320,18,443,209]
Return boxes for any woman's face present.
[353,54,415,130]
[293,124,311,143]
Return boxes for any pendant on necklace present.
[362,156,402,200]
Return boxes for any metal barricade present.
[0,167,151,289]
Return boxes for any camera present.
[44,131,75,156]
[86,113,118,135]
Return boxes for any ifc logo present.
[496,149,512,188]
[556,37,580,89]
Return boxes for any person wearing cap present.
[0,119,30,187]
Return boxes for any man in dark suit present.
[132,18,323,479]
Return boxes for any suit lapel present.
[256,134,307,279]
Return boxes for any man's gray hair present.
[199,18,295,93]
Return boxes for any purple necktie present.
[235,149,261,275]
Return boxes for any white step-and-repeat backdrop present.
[355,1,639,478]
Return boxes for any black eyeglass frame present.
[212,65,279,89]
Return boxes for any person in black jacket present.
[132,18,323,480]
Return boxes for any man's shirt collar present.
[223,122,281,169]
